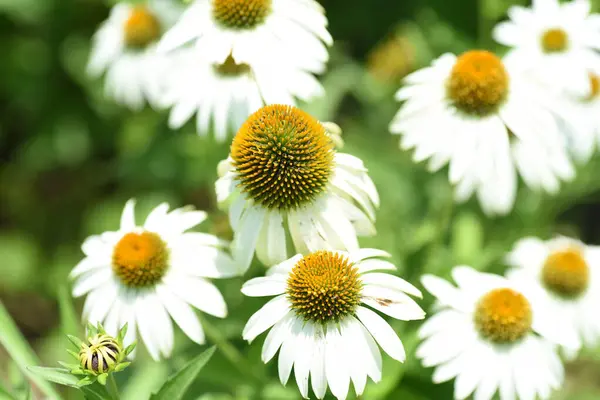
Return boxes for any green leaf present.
[150,346,216,400]
[0,303,62,399]
[58,284,82,337]
[27,367,79,387]
[27,366,112,399]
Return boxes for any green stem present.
[108,375,120,400]
[199,315,265,383]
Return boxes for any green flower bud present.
[78,333,122,375]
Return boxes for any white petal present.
[355,306,405,362]
[361,285,426,321]
[255,210,288,266]
[242,295,290,342]
[309,324,327,399]
[167,275,228,318]
[325,324,350,400]
[156,284,205,344]
[72,269,113,298]
[360,272,422,298]
[231,205,266,273]
[120,199,136,231]
[262,312,294,363]
[421,274,471,312]
[241,276,287,297]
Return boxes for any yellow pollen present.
[212,0,272,29]
[214,55,251,76]
[231,105,335,210]
[474,288,532,343]
[112,232,169,288]
[447,50,509,116]
[542,248,589,298]
[123,6,161,49]
[541,28,568,53]
[287,251,362,324]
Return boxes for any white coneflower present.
[418,266,578,400]
[390,50,575,216]
[159,49,323,140]
[493,0,600,98]
[157,0,332,74]
[87,0,182,110]
[506,236,600,357]
[242,249,425,399]
[216,105,379,272]
[71,200,238,360]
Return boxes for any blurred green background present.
[3,0,600,398]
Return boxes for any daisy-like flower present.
[160,49,323,139]
[157,0,332,74]
[241,249,425,399]
[418,266,578,400]
[493,0,600,98]
[88,0,182,110]
[216,104,379,272]
[506,236,600,357]
[389,50,575,216]
[556,72,600,163]
[70,200,238,360]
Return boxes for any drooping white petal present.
[156,284,205,344]
[324,324,350,400]
[355,306,405,362]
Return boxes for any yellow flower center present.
[112,232,169,288]
[542,248,589,298]
[447,50,509,116]
[287,251,362,324]
[231,105,335,210]
[214,55,251,76]
[123,6,161,49]
[212,0,272,29]
[541,28,568,53]
[474,288,532,344]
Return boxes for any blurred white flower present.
[159,49,323,140]
[506,236,600,357]
[241,249,425,400]
[418,266,577,400]
[216,105,379,273]
[157,0,332,74]
[389,50,575,216]
[71,200,238,360]
[493,0,600,98]
[87,0,182,110]
[554,73,600,163]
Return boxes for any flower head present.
[216,105,379,272]
[159,50,324,139]
[158,0,332,74]
[506,236,600,356]
[418,266,577,400]
[493,0,600,98]
[71,199,238,360]
[390,50,575,216]
[87,0,182,110]
[242,249,425,399]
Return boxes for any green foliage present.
[150,346,215,400]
